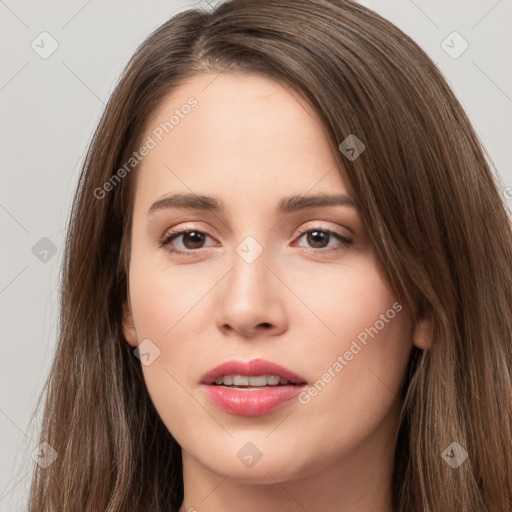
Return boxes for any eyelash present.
[158,225,354,257]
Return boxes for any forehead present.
[134,72,347,208]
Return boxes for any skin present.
[122,72,430,512]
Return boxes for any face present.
[122,72,419,484]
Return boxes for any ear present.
[412,316,432,350]
[122,300,138,347]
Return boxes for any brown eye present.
[295,228,353,252]
[303,230,330,249]
[159,229,216,255]
[175,231,207,249]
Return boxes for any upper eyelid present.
[162,221,349,237]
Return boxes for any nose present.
[214,249,288,339]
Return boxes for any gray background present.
[1,0,511,510]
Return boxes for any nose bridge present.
[227,233,270,305]
[214,232,288,336]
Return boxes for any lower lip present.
[202,384,306,416]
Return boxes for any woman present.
[28,0,512,511]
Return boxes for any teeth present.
[213,375,293,386]
[234,375,249,386]
[267,375,281,385]
[247,375,267,386]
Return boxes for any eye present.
[158,225,353,256]
[293,227,353,253]
[158,228,217,256]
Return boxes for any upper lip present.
[201,358,307,385]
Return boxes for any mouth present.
[201,358,308,387]
[200,359,307,416]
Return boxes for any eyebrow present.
[147,192,356,216]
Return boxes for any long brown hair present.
[28,1,512,510]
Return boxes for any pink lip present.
[202,384,306,416]
[200,358,308,417]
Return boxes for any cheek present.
[127,262,207,440]
[292,261,412,436]
[289,254,408,360]
[125,245,212,416]
[127,237,203,341]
